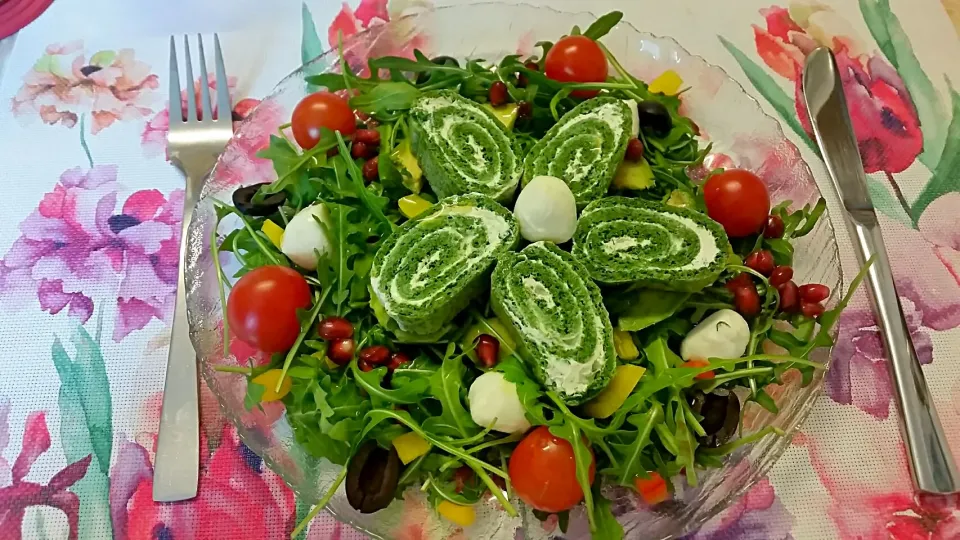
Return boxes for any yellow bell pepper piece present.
[437,501,476,527]
[260,219,284,249]
[613,330,639,360]
[612,159,655,191]
[391,139,423,192]
[392,431,431,464]
[648,69,683,96]
[481,103,519,130]
[398,194,433,219]
[251,369,292,402]
[583,364,646,419]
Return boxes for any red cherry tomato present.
[703,170,771,237]
[544,35,608,99]
[509,426,595,513]
[291,92,356,150]
[227,266,312,353]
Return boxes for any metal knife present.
[803,47,960,494]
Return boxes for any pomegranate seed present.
[517,101,533,119]
[326,147,340,157]
[362,157,379,182]
[359,345,391,365]
[799,283,830,303]
[489,81,508,107]
[777,281,799,313]
[625,138,644,162]
[525,61,540,72]
[354,128,381,146]
[733,284,761,317]
[725,273,753,293]
[801,301,825,318]
[769,265,793,287]
[328,338,356,365]
[358,357,376,372]
[351,141,369,159]
[475,334,500,367]
[745,250,775,276]
[318,316,354,340]
[764,215,785,239]
[387,352,411,371]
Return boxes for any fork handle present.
[153,175,203,502]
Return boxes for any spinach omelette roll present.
[409,90,523,203]
[522,97,632,207]
[371,194,519,335]
[491,241,615,404]
[572,197,731,291]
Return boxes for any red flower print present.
[0,411,92,540]
[0,166,184,341]
[110,425,296,540]
[753,3,921,173]
[328,0,432,66]
[10,42,159,134]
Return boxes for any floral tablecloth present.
[1,0,959,538]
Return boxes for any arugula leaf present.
[350,82,420,116]
[549,420,597,532]
[244,380,265,410]
[583,11,623,40]
[613,404,662,486]
[495,356,551,425]
[592,488,625,540]
[351,362,430,406]
[611,289,690,332]
[428,349,480,438]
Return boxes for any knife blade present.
[803,47,960,494]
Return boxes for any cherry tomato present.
[509,426,595,513]
[703,170,770,237]
[544,35,608,99]
[291,92,356,150]
[227,266,311,353]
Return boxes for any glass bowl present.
[185,4,843,539]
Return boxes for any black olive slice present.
[636,100,673,137]
[698,391,741,447]
[346,441,401,514]
[232,183,286,217]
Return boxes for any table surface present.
[1,1,959,539]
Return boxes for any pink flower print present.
[753,4,922,174]
[918,193,960,251]
[11,44,159,133]
[681,478,793,540]
[796,411,960,540]
[827,293,933,419]
[141,74,241,158]
[0,167,185,341]
[0,411,92,540]
[328,0,432,66]
[111,425,296,540]
[212,97,287,188]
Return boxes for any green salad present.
[212,11,862,539]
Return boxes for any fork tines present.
[168,34,231,125]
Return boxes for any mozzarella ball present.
[468,371,531,434]
[280,204,333,270]
[680,309,750,361]
[624,99,640,138]
[513,175,578,243]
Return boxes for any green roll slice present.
[371,194,519,335]
[410,90,523,202]
[572,196,731,291]
[491,242,615,404]
[522,97,631,207]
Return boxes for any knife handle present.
[850,218,960,493]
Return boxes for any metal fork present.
[153,34,234,503]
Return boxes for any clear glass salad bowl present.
[185,4,843,539]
